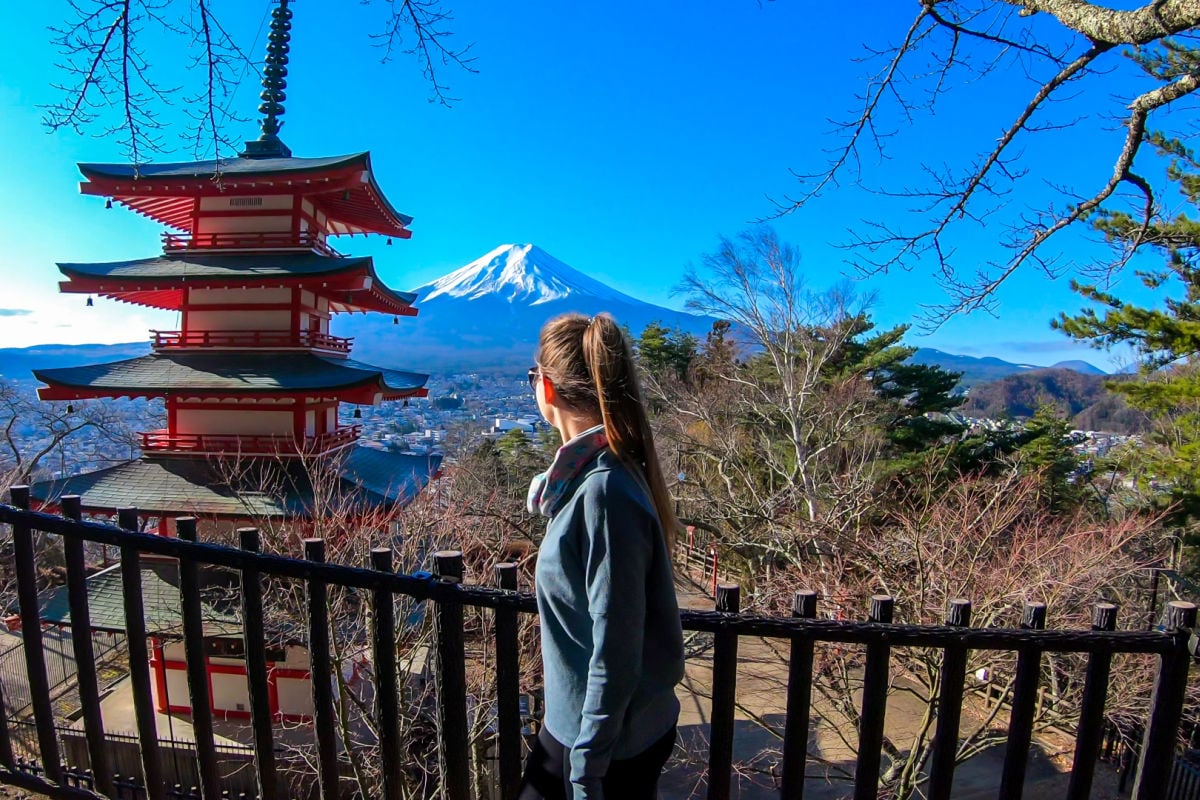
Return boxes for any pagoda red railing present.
[138,426,362,457]
[151,330,353,354]
[161,231,344,257]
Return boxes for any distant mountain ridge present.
[912,348,1106,387]
[959,367,1147,434]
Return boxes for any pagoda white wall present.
[176,409,294,436]
[185,287,294,333]
[197,215,293,234]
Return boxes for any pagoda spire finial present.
[242,0,294,159]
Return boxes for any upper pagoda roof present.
[35,353,428,402]
[28,447,442,519]
[78,151,413,239]
[57,252,417,314]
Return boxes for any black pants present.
[515,726,676,800]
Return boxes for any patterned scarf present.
[526,425,609,518]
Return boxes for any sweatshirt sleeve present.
[567,472,654,800]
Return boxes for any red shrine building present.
[27,0,438,724]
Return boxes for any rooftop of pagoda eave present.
[58,278,420,316]
[79,156,413,238]
[36,384,429,404]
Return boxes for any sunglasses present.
[527,365,540,391]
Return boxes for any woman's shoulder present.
[577,451,653,505]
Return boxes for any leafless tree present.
[663,228,890,579]
[44,0,475,163]
[772,0,1200,325]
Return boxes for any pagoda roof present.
[35,353,428,402]
[57,252,417,314]
[36,560,240,635]
[80,153,367,181]
[78,151,413,239]
[28,447,442,519]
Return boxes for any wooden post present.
[928,599,972,800]
[175,518,220,800]
[9,486,62,783]
[240,529,278,800]
[854,595,894,800]
[119,506,165,800]
[371,548,403,800]
[780,590,817,800]
[433,551,470,800]
[707,584,740,800]
[494,563,522,800]
[304,539,339,800]
[1066,602,1118,800]
[1133,601,1197,800]
[998,600,1047,800]
[61,495,112,796]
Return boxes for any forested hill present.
[961,368,1149,434]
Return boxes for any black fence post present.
[494,562,522,800]
[433,551,470,800]
[62,494,114,796]
[119,506,165,800]
[9,485,62,783]
[370,547,403,800]
[239,529,277,800]
[998,600,1047,800]
[780,589,817,800]
[304,539,339,800]
[1066,602,1118,800]
[176,518,220,800]
[1132,601,1197,800]
[928,598,972,800]
[853,595,894,800]
[707,584,740,800]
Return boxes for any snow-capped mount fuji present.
[340,243,713,371]
[420,244,643,306]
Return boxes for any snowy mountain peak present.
[415,244,641,306]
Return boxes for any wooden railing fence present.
[0,488,1197,800]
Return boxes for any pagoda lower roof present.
[34,353,428,401]
[78,152,413,238]
[28,447,442,519]
[58,252,417,313]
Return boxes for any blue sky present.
[0,1,1171,370]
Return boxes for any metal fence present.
[0,487,1197,800]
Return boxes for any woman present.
[517,313,685,800]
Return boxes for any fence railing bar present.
[434,551,470,800]
[927,598,972,800]
[998,601,1047,800]
[118,506,165,800]
[240,528,278,800]
[1132,601,1198,800]
[175,518,220,800]
[1066,602,1118,800]
[493,562,522,800]
[0,766,99,799]
[0,504,1180,652]
[60,495,113,797]
[853,595,894,800]
[707,584,741,800]
[304,538,340,800]
[8,487,62,784]
[371,547,403,800]
[780,589,817,800]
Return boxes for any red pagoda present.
[28,0,440,529]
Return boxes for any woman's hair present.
[538,312,678,549]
